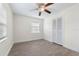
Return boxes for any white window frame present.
[32,23,40,33]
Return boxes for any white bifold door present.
[53,17,63,45]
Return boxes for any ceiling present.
[10,3,76,18]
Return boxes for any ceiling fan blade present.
[45,3,54,7]
[44,9,51,14]
[39,12,41,16]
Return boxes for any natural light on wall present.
[0,4,7,40]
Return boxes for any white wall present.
[14,14,44,43]
[44,4,79,52]
[0,4,13,56]
[59,4,79,52]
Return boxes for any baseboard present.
[53,42,63,46]
[63,44,79,53]
[44,39,53,42]
[14,39,44,44]
[7,41,14,56]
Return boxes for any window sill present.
[0,37,7,43]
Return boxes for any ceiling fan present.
[33,3,54,16]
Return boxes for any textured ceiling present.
[10,3,76,18]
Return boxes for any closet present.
[53,17,63,45]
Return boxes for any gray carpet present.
[8,39,79,56]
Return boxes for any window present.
[32,23,40,33]
[0,4,7,40]
[0,23,6,39]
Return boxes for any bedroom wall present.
[59,4,79,52]
[14,14,44,43]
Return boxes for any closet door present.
[56,17,62,45]
[53,19,57,43]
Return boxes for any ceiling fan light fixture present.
[36,3,54,16]
[40,6,48,12]
[40,8,44,11]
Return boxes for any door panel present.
[53,19,57,43]
[57,17,62,45]
[53,17,62,45]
